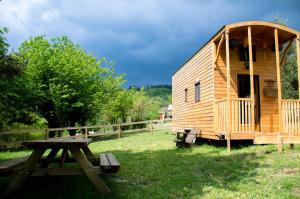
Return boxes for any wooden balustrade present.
[231,98,253,133]
[282,100,300,133]
[214,98,227,132]
[215,98,253,133]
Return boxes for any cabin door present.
[237,74,261,131]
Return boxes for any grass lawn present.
[1,130,300,199]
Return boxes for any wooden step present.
[254,135,300,144]
[185,129,199,144]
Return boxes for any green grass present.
[1,130,300,198]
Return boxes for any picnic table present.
[0,138,120,196]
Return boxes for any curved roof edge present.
[173,20,299,76]
[226,21,299,35]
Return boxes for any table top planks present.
[23,138,92,148]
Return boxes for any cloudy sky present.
[1,0,300,86]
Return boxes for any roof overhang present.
[214,21,298,44]
[173,21,299,76]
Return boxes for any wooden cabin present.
[172,21,300,150]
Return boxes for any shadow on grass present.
[0,145,265,199]
[195,137,261,151]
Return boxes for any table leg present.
[5,148,46,196]
[69,146,111,195]
[59,147,68,168]
[40,147,60,168]
[81,145,94,158]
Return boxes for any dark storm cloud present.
[1,0,300,86]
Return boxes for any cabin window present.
[184,88,188,102]
[238,45,256,62]
[195,82,200,102]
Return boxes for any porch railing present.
[214,98,227,132]
[214,98,254,133]
[282,99,300,133]
[231,98,253,133]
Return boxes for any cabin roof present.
[173,20,299,76]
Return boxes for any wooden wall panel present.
[172,43,214,132]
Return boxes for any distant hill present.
[144,85,172,106]
[129,84,172,106]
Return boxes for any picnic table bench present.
[0,138,120,196]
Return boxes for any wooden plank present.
[0,156,29,173]
[4,148,46,196]
[100,154,110,170]
[225,28,231,152]
[23,139,92,148]
[106,153,120,171]
[214,33,224,65]
[59,147,68,168]
[248,26,255,132]
[297,34,300,100]
[69,146,111,195]
[40,148,60,168]
[185,129,198,144]
[254,135,300,144]
[275,28,282,132]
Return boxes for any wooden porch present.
[215,98,300,135]
[212,23,300,151]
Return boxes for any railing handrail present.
[282,99,300,102]
[231,98,252,101]
[214,98,227,103]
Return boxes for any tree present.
[274,15,298,99]
[101,89,134,124]
[130,88,160,122]
[17,36,124,136]
[0,27,9,58]
[0,27,38,130]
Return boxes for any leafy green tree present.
[17,36,124,136]
[130,88,160,122]
[274,15,298,99]
[0,27,9,58]
[102,89,134,123]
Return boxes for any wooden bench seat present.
[100,153,120,173]
[0,156,29,175]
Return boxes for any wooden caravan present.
[172,21,300,150]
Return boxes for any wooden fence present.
[0,119,172,149]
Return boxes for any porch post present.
[274,28,282,132]
[225,28,231,151]
[248,26,255,132]
[297,34,300,98]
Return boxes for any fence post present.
[118,125,121,139]
[150,121,154,135]
[85,127,88,139]
[45,128,49,140]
